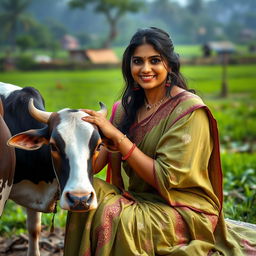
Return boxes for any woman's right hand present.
[81,109,123,144]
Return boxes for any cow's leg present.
[26,208,41,256]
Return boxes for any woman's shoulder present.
[164,88,207,128]
[171,87,205,109]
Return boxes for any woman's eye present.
[151,58,161,64]
[132,58,142,65]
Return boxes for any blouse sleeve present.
[153,108,213,202]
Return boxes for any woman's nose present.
[141,62,151,72]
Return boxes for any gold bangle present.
[118,134,127,144]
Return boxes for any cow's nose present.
[66,192,94,211]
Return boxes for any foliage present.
[0,0,34,50]
[0,201,26,236]
[222,153,256,223]
[69,0,144,48]
[15,55,37,70]
[16,34,36,51]
[0,0,254,52]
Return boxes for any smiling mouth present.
[140,75,156,81]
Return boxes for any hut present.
[69,48,119,64]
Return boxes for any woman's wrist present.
[112,132,128,148]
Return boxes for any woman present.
[64,27,256,255]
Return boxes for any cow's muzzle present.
[66,192,95,211]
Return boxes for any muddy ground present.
[0,227,64,256]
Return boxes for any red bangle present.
[121,143,136,161]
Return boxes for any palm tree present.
[0,0,33,51]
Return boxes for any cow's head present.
[7,99,107,212]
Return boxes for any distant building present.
[240,29,256,42]
[34,55,52,63]
[61,35,80,50]
[208,41,236,54]
[69,48,119,64]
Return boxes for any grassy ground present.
[0,64,255,235]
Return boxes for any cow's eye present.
[96,143,103,152]
[50,143,58,152]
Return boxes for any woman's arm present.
[93,146,108,174]
[82,110,157,188]
[109,152,124,189]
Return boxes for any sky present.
[176,0,188,5]
[147,0,212,6]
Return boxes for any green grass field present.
[0,64,255,235]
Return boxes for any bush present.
[16,56,38,70]
[222,153,256,223]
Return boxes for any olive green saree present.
[64,91,256,256]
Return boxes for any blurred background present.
[0,0,255,250]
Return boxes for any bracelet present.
[118,134,127,144]
[121,143,136,161]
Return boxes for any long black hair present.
[119,27,189,135]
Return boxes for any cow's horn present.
[28,98,52,124]
[97,102,108,117]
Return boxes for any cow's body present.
[0,82,103,256]
[0,98,15,216]
[0,83,58,212]
[0,83,59,256]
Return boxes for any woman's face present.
[130,43,169,91]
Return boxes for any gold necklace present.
[144,96,166,111]
[138,96,168,126]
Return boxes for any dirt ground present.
[0,227,64,256]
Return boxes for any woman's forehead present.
[132,44,160,58]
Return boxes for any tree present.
[187,0,203,15]
[0,0,34,51]
[16,34,35,52]
[45,18,68,41]
[69,0,144,48]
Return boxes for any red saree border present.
[203,106,223,211]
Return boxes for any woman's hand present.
[81,109,122,142]
[81,109,157,189]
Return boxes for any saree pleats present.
[65,178,221,256]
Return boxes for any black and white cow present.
[0,82,106,256]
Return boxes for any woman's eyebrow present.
[132,55,161,59]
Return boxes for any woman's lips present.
[139,75,156,82]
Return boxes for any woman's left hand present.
[81,109,121,141]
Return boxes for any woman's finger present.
[81,109,99,116]
[82,116,96,123]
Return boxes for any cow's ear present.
[7,128,49,151]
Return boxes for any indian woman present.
[64,27,256,256]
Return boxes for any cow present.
[1,82,106,256]
[0,98,15,216]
